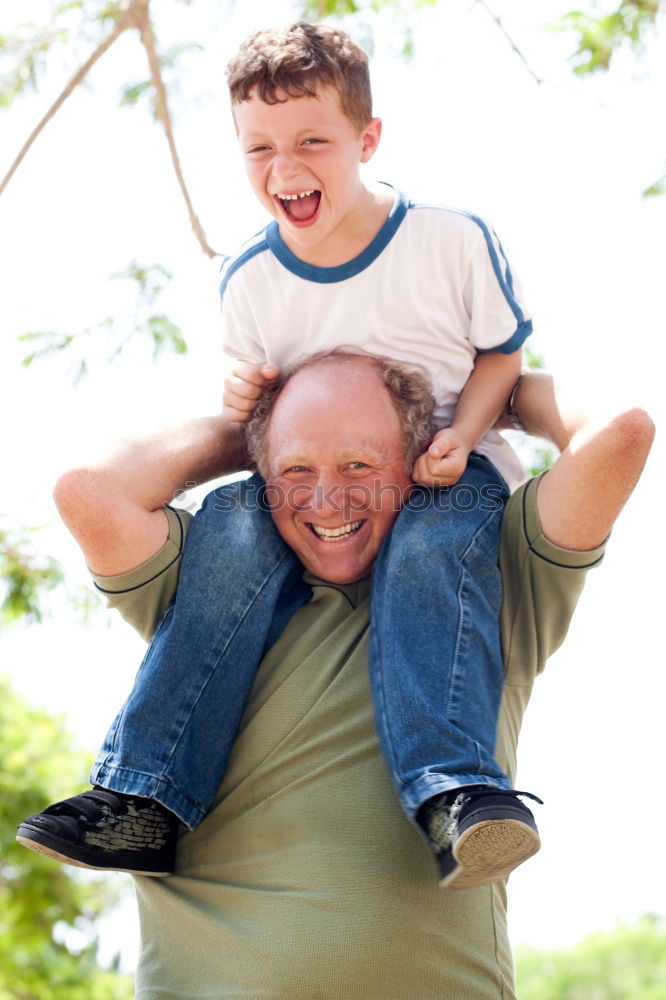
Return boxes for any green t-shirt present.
[95,476,604,1000]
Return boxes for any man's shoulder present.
[499,474,605,683]
[502,476,605,573]
[92,506,193,642]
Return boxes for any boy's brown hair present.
[226,22,373,133]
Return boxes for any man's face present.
[265,362,413,584]
[234,86,381,264]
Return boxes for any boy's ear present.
[359,117,382,163]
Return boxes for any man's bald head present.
[247,351,434,479]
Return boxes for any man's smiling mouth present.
[309,520,363,541]
[275,190,321,222]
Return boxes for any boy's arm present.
[413,350,522,486]
[53,416,247,577]
[507,371,655,550]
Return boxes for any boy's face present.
[234,86,382,263]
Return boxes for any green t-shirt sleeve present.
[91,505,192,642]
[499,474,605,684]
[496,473,606,779]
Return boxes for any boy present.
[18,22,538,890]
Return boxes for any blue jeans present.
[91,477,309,828]
[92,456,511,828]
[369,453,512,818]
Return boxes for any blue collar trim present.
[264,186,410,284]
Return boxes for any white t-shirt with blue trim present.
[220,186,532,487]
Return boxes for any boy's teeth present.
[311,520,362,540]
[278,190,315,200]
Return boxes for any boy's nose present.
[272,151,301,183]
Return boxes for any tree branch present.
[0,6,135,197]
[135,2,218,258]
[473,0,545,86]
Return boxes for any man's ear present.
[360,117,382,163]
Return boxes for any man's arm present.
[503,371,655,550]
[53,416,247,576]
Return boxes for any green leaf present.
[0,676,134,999]
[516,914,666,1000]
[110,260,173,306]
[528,445,555,477]
[525,344,546,371]
[119,79,151,107]
[0,523,65,626]
[552,2,661,76]
[145,314,187,358]
[19,331,76,367]
[642,173,666,198]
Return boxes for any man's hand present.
[223,362,280,422]
[411,427,472,487]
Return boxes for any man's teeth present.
[277,190,316,200]
[311,520,362,541]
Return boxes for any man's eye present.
[285,465,309,474]
[347,462,368,470]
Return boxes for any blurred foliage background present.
[1,1,663,994]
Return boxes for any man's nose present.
[312,472,369,519]
[311,471,347,519]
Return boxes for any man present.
[39,355,655,998]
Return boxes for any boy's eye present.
[247,145,270,155]
[302,137,326,146]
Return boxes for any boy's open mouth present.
[275,190,321,223]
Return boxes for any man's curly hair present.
[246,351,435,478]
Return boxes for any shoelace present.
[448,787,544,826]
[45,789,131,822]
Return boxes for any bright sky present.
[1,0,665,973]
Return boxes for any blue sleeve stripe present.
[477,319,532,355]
[461,210,526,326]
[497,239,515,295]
[219,234,270,300]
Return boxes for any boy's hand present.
[223,362,280,422]
[411,427,472,487]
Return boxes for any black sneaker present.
[16,788,179,876]
[420,787,542,890]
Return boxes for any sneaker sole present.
[440,819,540,890]
[16,827,173,877]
